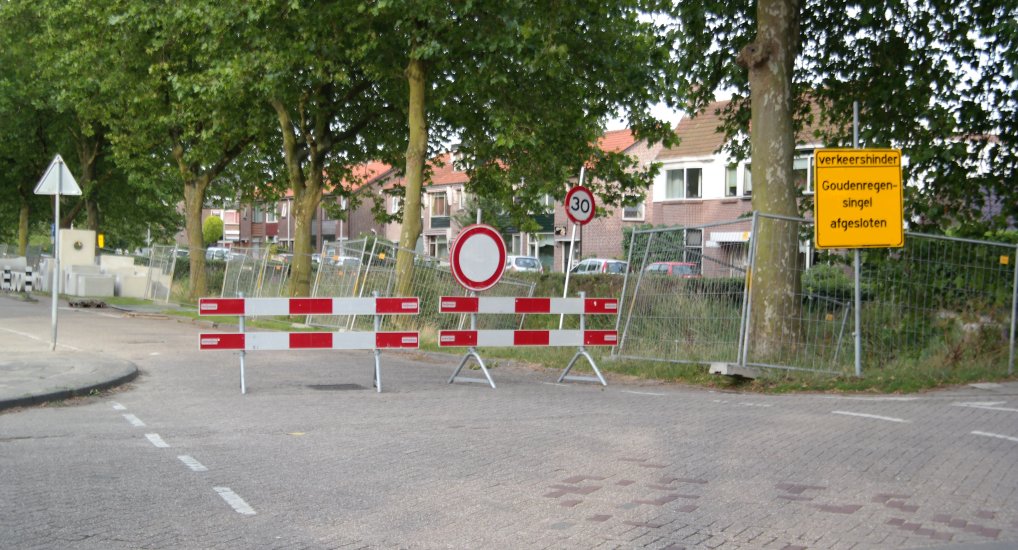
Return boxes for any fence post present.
[166,245,179,304]
[738,212,760,368]
[1010,243,1017,375]
[617,231,656,354]
[853,249,863,377]
[612,226,640,357]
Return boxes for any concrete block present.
[100,255,135,271]
[76,274,115,297]
[118,275,148,299]
[709,362,760,379]
[59,229,96,267]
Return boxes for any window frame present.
[664,167,703,200]
[430,192,449,217]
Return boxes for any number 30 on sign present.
[565,185,596,225]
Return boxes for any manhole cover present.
[307,384,367,391]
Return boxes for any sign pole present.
[33,155,82,351]
[560,168,588,329]
[852,101,862,377]
[51,167,62,351]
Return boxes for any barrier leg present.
[238,295,247,394]
[558,346,607,386]
[373,349,382,393]
[448,347,496,389]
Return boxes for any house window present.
[793,157,810,192]
[725,164,738,197]
[665,167,702,199]
[427,235,448,259]
[622,202,645,221]
[511,234,523,255]
[451,188,463,208]
[430,193,449,216]
[264,206,278,223]
[391,196,401,214]
[743,164,752,196]
[685,228,703,266]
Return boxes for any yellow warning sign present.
[814,149,903,249]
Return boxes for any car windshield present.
[516,258,539,268]
[674,264,694,275]
[606,262,626,274]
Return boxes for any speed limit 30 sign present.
[565,185,596,225]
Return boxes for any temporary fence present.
[144,245,179,302]
[615,213,1018,377]
[615,218,753,367]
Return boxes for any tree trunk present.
[183,177,210,300]
[273,99,324,298]
[17,199,29,257]
[289,189,321,297]
[395,58,427,299]
[739,0,802,359]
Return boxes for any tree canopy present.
[672,0,1018,232]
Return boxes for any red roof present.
[284,161,394,198]
[597,128,637,153]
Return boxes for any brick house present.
[552,128,666,272]
[651,100,822,276]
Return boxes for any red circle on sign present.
[565,185,596,225]
[450,224,507,291]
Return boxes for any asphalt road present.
[2,297,1017,549]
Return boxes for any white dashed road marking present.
[832,411,909,423]
[122,414,145,427]
[971,431,1018,443]
[214,487,256,515]
[145,433,170,448]
[954,402,1018,413]
[111,402,126,411]
[178,455,209,472]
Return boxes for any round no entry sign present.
[565,185,596,225]
[450,224,507,291]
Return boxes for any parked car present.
[569,258,628,275]
[644,261,701,278]
[328,256,361,268]
[205,247,230,261]
[505,255,543,273]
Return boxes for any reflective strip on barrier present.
[438,296,618,315]
[200,331,420,351]
[198,297,420,316]
[437,329,618,347]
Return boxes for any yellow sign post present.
[814,149,903,249]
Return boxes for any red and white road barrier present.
[199,297,419,316]
[439,292,617,388]
[198,294,419,394]
[438,329,616,347]
[439,296,617,315]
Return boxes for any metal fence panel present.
[615,214,1016,377]
[859,231,1016,373]
[145,245,178,302]
[744,215,853,373]
[615,219,753,365]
